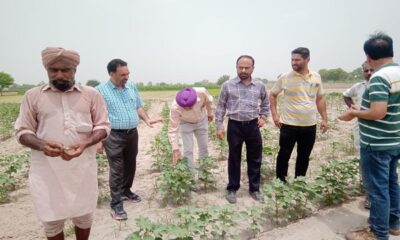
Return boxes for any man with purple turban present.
[15,47,110,240]
[168,87,214,172]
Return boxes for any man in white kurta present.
[14,47,110,240]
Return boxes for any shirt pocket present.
[248,90,260,108]
[73,112,93,133]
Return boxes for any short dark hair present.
[236,55,255,66]
[107,59,128,74]
[291,47,310,59]
[363,32,393,60]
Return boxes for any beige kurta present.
[15,84,110,222]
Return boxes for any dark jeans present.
[103,129,138,208]
[226,119,262,192]
[276,124,316,182]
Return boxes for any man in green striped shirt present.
[340,32,400,240]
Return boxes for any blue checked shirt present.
[215,77,269,129]
[96,80,143,129]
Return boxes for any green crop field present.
[0,95,22,103]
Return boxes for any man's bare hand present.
[172,149,181,166]
[320,119,328,133]
[216,129,225,140]
[42,142,64,157]
[272,115,282,128]
[61,143,86,161]
[96,142,104,154]
[338,110,355,122]
[145,118,163,128]
[258,117,266,128]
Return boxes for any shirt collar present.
[107,79,131,89]
[233,76,255,85]
[292,70,313,78]
[41,82,82,93]
[374,62,399,72]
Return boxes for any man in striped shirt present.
[269,47,328,182]
[340,33,400,240]
[215,55,269,204]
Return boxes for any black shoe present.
[110,206,128,221]
[122,192,142,202]
[226,191,237,204]
[249,191,264,203]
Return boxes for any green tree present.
[318,68,349,82]
[86,79,100,87]
[0,72,15,96]
[217,75,230,85]
[347,67,362,82]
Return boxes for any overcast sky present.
[1,0,399,85]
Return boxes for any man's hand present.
[42,142,64,157]
[144,118,163,128]
[258,117,267,128]
[272,114,282,128]
[61,143,87,161]
[172,149,181,166]
[320,119,328,133]
[338,110,355,122]
[350,104,360,111]
[96,142,104,154]
[216,129,225,140]
[208,115,214,122]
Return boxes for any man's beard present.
[292,64,304,72]
[51,79,75,92]
[239,73,250,80]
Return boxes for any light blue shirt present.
[96,80,143,129]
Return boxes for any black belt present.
[111,128,137,134]
[229,118,258,125]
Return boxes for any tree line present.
[0,66,363,95]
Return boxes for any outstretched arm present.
[137,107,163,127]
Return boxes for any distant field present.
[0,83,353,104]
[0,95,22,103]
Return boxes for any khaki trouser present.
[180,117,209,171]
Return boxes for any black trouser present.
[226,119,262,192]
[104,128,138,208]
[276,124,316,182]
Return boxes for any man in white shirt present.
[343,61,374,150]
[342,61,373,210]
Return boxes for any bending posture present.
[168,87,213,171]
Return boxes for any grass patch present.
[0,95,22,103]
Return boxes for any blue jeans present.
[361,148,400,240]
